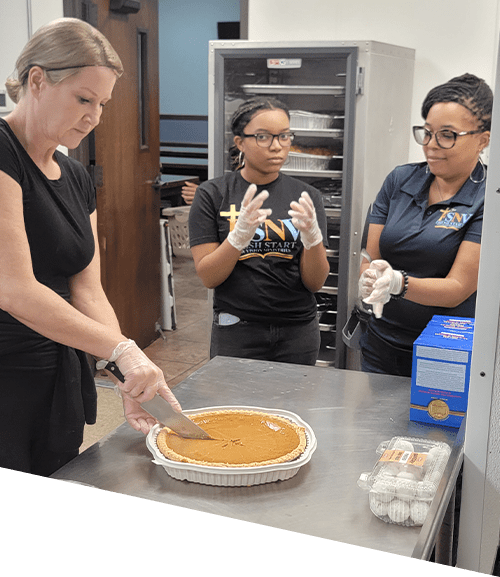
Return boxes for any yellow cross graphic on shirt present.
[220,204,240,231]
[436,207,453,222]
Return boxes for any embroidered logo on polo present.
[220,205,299,259]
[434,208,473,230]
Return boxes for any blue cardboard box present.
[410,316,474,428]
[425,315,474,334]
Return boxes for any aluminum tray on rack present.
[282,168,343,179]
[289,110,335,130]
[287,151,341,171]
[146,405,317,487]
[293,128,344,139]
[242,84,345,96]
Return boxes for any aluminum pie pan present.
[146,405,317,487]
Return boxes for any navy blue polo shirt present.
[367,161,485,350]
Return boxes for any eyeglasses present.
[413,126,481,149]
[241,132,295,148]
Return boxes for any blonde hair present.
[6,17,123,103]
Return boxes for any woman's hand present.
[362,260,403,317]
[227,184,272,251]
[117,383,181,435]
[359,267,379,300]
[121,394,159,434]
[111,340,182,407]
[288,191,323,249]
[181,181,198,205]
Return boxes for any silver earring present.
[238,151,245,168]
[425,163,430,174]
[470,156,486,184]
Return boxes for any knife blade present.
[95,360,212,440]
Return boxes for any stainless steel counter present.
[52,356,463,560]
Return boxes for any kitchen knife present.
[95,360,212,440]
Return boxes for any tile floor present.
[80,255,210,451]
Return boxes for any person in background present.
[181,180,198,205]
[0,18,180,476]
[188,97,330,365]
[359,73,492,377]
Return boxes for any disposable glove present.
[288,191,323,250]
[362,260,403,318]
[227,184,272,251]
[358,267,379,301]
[120,394,160,435]
[109,339,181,410]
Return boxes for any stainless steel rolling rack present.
[208,40,415,369]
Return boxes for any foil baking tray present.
[146,405,317,487]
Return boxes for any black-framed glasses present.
[241,131,295,148]
[413,126,481,149]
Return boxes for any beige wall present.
[247,0,500,163]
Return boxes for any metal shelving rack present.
[208,40,415,369]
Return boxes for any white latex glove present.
[110,339,182,410]
[227,184,272,251]
[362,260,403,318]
[121,388,180,435]
[358,267,380,301]
[288,191,323,250]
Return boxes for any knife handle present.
[96,360,125,383]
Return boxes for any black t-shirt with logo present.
[189,171,328,324]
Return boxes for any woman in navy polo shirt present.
[359,73,492,377]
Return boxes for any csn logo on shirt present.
[220,205,300,259]
[241,218,300,260]
[435,208,473,231]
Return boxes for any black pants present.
[210,314,321,366]
[359,325,413,377]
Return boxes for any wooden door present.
[63,0,161,348]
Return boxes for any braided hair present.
[421,73,493,132]
[229,97,290,170]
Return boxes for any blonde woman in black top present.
[0,18,180,475]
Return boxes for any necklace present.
[433,178,444,202]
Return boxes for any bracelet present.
[391,270,409,300]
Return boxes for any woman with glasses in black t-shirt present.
[189,97,330,365]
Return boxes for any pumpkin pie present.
[156,409,307,468]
